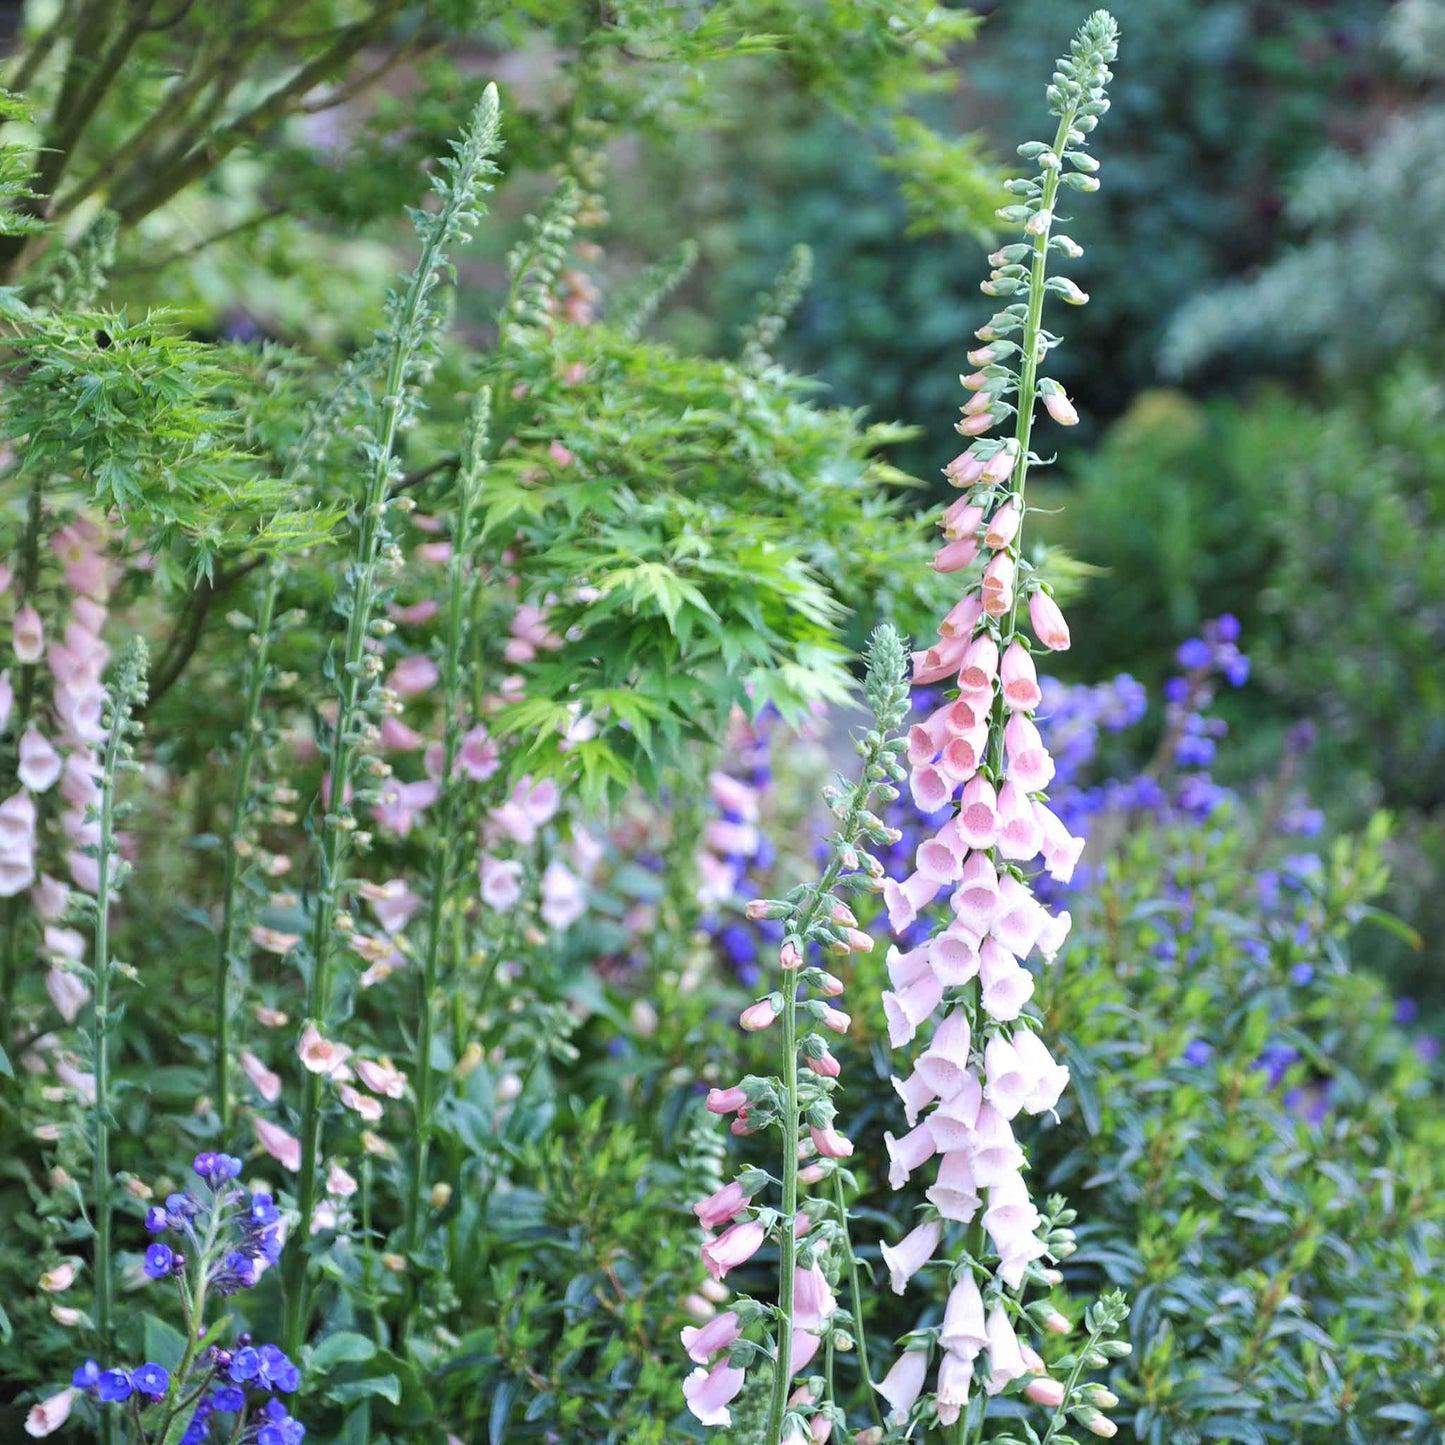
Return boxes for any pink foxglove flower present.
[12,603,44,662]
[24,1387,77,1437]
[254,1116,302,1172]
[701,1219,765,1280]
[683,1361,745,1426]
[680,1311,742,1363]
[877,1349,929,1424]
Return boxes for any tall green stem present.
[403,391,487,1257]
[988,105,1075,780]
[88,640,147,1445]
[831,1168,882,1427]
[0,473,46,1038]
[282,87,502,1354]
[213,569,279,1128]
[761,666,907,1445]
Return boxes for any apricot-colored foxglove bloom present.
[873,12,1121,1436]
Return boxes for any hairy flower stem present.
[213,568,280,1129]
[89,639,147,1445]
[282,89,501,1353]
[763,655,909,1445]
[988,103,1076,781]
[831,1169,882,1427]
[0,473,45,1039]
[402,390,489,1261]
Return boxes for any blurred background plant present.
[0,0,1441,1441]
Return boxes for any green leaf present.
[310,1331,378,1369]
[143,1315,187,1372]
[326,1373,401,1406]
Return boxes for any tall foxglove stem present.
[282,86,502,1353]
[875,13,1125,1438]
[685,626,909,1445]
[87,638,148,1445]
[403,387,489,1255]
[213,566,280,1128]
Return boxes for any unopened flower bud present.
[1044,1310,1072,1335]
[381,1253,407,1274]
[430,1182,453,1209]
[740,999,779,1032]
[1025,1377,1066,1407]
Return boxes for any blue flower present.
[144,1206,169,1234]
[193,1152,243,1186]
[246,1193,280,1229]
[229,1346,260,1383]
[97,1369,133,1402]
[256,1343,300,1393]
[133,1362,170,1398]
[72,1358,101,1390]
[144,1242,175,1279]
[1182,1040,1213,1067]
[257,1398,306,1445]
[1176,638,1212,671]
[209,1384,245,1413]
[1213,613,1241,643]
[1224,652,1251,687]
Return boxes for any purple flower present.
[1394,997,1420,1026]
[144,1242,176,1279]
[72,1359,100,1390]
[1182,1040,1213,1067]
[1290,963,1315,986]
[193,1153,243,1186]
[144,1206,169,1234]
[1213,613,1241,643]
[210,1384,245,1412]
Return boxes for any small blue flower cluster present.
[177,1341,304,1444]
[144,1152,283,1296]
[72,1152,302,1443]
[71,1357,170,1403]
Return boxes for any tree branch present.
[114,1,411,226]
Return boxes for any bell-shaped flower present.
[983,1306,1029,1395]
[1003,713,1055,792]
[883,969,944,1048]
[880,1219,941,1295]
[683,1361,745,1427]
[915,1009,973,1099]
[941,1271,989,1357]
[999,642,1042,714]
[929,923,981,987]
[926,1148,982,1223]
[878,1348,930,1424]
[979,937,1035,1021]
[936,1349,975,1426]
[892,1068,939,1127]
[680,1310,741,1364]
[885,1122,937,1189]
[1012,1029,1070,1114]
[956,777,999,851]
[1029,590,1072,650]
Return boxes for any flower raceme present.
[684,627,912,1444]
[873,11,1132,1436]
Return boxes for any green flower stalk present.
[403,386,490,1256]
[212,566,281,1128]
[280,86,503,1353]
[85,636,148,1445]
[871,13,1129,1442]
[682,625,911,1444]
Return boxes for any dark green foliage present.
[1034,813,1445,1443]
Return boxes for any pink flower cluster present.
[874,264,1096,1429]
